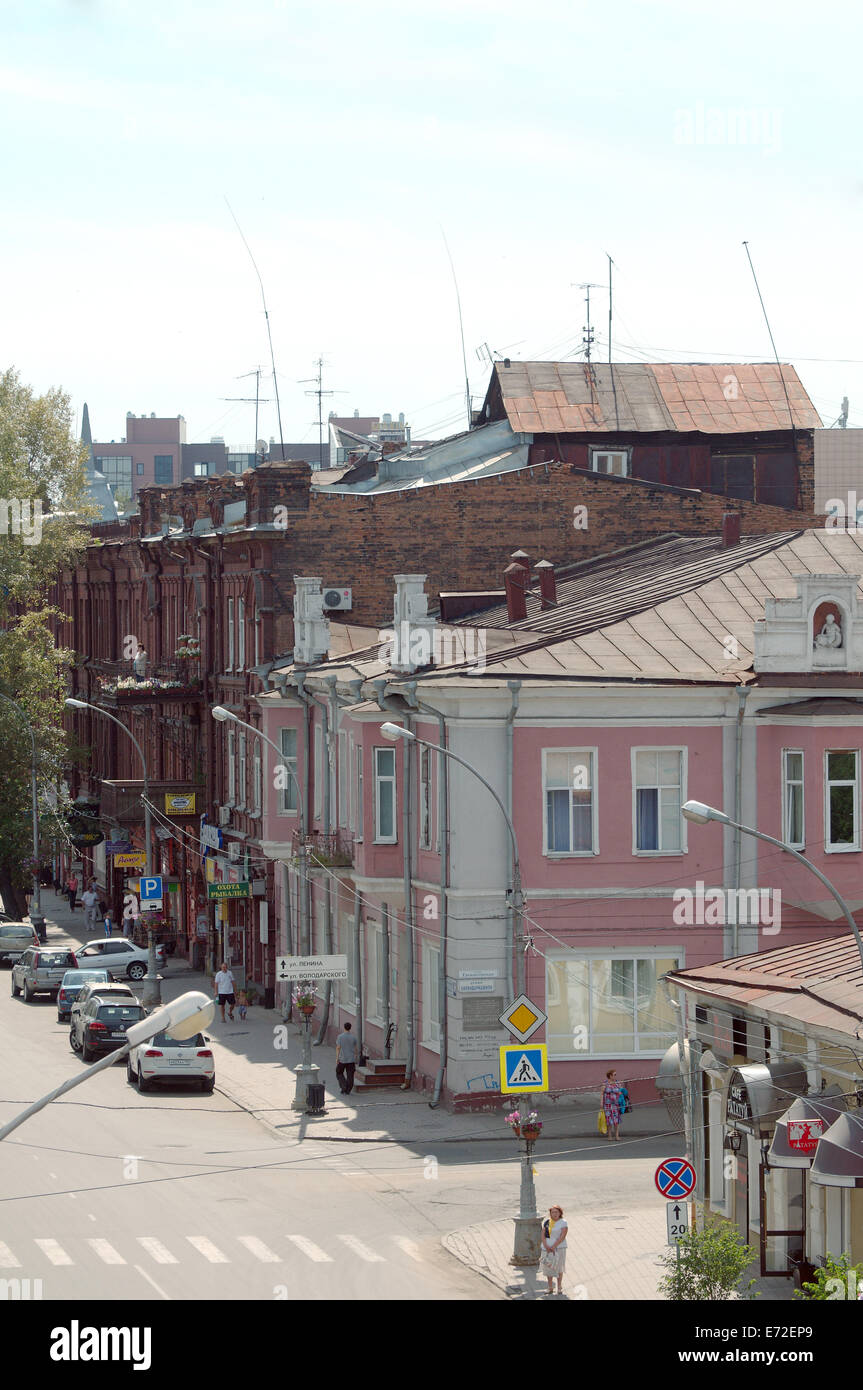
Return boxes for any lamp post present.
[0,693,45,942]
[210,706,313,1110]
[380,720,540,1267]
[64,698,160,1007]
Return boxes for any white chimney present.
[293,577,330,665]
[389,575,436,674]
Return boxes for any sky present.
[3,0,863,454]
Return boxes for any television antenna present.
[298,357,347,470]
[221,367,272,454]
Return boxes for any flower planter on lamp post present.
[291,983,320,1110]
[506,1110,543,1267]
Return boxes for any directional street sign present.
[499,994,547,1044]
[275,954,348,982]
[139,876,163,906]
[654,1157,697,1200]
[499,1043,549,1093]
[666,1202,690,1246]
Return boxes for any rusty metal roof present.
[667,934,863,1037]
[491,362,821,435]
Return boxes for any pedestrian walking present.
[213,962,236,1021]
[540,1205,568,1297]
[81,885,100,934]
[602,1068,623,1142]
[65,872,78,912]
[335,1020,358,1095]
[237,989,248,1021]
[102,910,115,937]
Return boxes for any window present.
[314,725,322,820]
[227,598,235,670]
[356,746,364,841]
[374,747,397,842]
[633,749,684,853]
[237,597,245,669]
[825,750,859,852]
[590,448,628,477]
[136,462,144,476]
[422,941,441,1046]
[252,743,262,815]
[543,750,596,854]
[255,616,261,666]
[419,746,432,849]
[366,921,384,1021]
[238,732,247,807]
[782,750,805,848]
[97,456,133,490]
[546,952,681,1057]
[227,726,236,802]
[279,728,298,813]
[193,462,210,478]
[342,913,357,1008]
[338,731,348,827]
[154,455,173,485]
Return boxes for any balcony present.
[96,660,203,704]
[292,830,354,868]
[101,779,202,827]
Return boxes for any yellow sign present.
[499,1044,549,1094]
[113,853,146,869]
[165,792,196,814]
[498,993,548,1044]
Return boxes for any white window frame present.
[590,447,629,477]
[356,745,364,842]
[227,597,235,670]
[782,749,805,849]
[314,724,322,821]
[374,746,397,844]
[546,947,684,1060]
[238,731,247,809]
[366,920,384,1023]
[237,596,245,670]
[419,745,432,850]
[422,940,441,1050]
[631,746,687,855]
[252,742,262,816]
[338,731,348,828]
[342,912,357,1010]
[227,726,236,803]
[542,747,599,856]
[824,749,860,853]
[279,727,298,815]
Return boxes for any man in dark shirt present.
[335,1021,358,1095]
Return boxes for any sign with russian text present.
[113,852,146,869]
[165,792,196,814]
[207,881,250,899]
[788,1118,823,1153]
[275,955,348,982]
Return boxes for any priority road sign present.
[139,876,163,904]
[666,1202,690,1245]
[655,1157,697,1200]
[499,1043,548,1094]
[499,994,547,1043]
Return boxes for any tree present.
[658,1211,759,1300]
[0,370,95,915]
[794,1251,863,1300]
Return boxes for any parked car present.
[70,979,136,1024]
[127,1030,215,1094]
[75,938,165,981]
[11,947,78,1002]
[70,994,147,1062]
[0,921,40,965]
[56,969,110,1022]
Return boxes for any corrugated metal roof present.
[492,362,821,435]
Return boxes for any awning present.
[725,1060,807,1136]
[811,1112,863,1188]
[768,1090,846,1169]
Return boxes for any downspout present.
[505,680,522,996]
[373,679,416,1086]
[404,682,449,1108]
[308,680,335,1044]
[733,686,750,959]
[382,902,391,1052]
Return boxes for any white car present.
[127,1030,215,1094]
[75,938,165,981]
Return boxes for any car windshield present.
[148,1032,205,1049]
[97,1006,144,1022]
[3,927,35,939]
[62,970,109,986]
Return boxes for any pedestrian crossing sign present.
[499,1043,549,1093]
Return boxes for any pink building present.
[255,528,863,1109]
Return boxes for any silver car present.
[11,947,79,1002]
[76,938,165,981]
[0,921,39,965]
[56,968,111,1023]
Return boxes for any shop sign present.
[788,1118,823,1153]
[726,1075,754,1125]
[200,824,222,851]
[166,792,196,814]
[207,881,251,900]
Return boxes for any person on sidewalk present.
[335,1021,358,1095]
[540,1205,568,1297]
[602,1069,623,1142]
[103,910,115,937]
[214,962,236,1021]
[81,885,99,934]
[65,873,78,912]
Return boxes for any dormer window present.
[590,448,629,477]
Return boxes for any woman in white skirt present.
[540,1204,568,1297]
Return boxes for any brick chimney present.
[722,512,741,548]
[535,559,557,609]
[510,548,531,576]
[504,562,528,623]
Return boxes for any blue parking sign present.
[139,876,163,902]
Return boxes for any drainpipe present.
[308,680,335,1044]
[373,679,416,1087]
[505,680,522,996]
[382,901,391,1052]
[732,686,750,959]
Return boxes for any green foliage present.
[794,1251,863,1300]
[658,1209,759,1301]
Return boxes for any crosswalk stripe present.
[87,1238,126,1266]
[0,1241,21,1268]
[35,1239,73,1266]
[186,1236,229,1264]
[338,1234,385,1263]
[237,1236,281,1264]
[136,1237,178,1265]
[286,1234,332,1263]
[392,1236,423,1262]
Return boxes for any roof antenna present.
[577,283,602,363]
[225,197,286,460]
[742,241,795,434]
[440,227,472,431]
[604,252,615,364]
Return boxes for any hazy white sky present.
[3,0,863,452]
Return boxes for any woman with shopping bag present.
[602,1068,623,1142]
[539,1205,568,1297]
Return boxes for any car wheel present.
[128,962,145,981]
[82,1040,93,1063]
[11,975,20,997]
[22,981,32,1003]
[136,1069,151,1094]
[201,1078,215,1094]
[126,1058,136,1085]
[57,1013,65,1024]
[69,1026,81,1053]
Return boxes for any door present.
[760,1163,806,1277]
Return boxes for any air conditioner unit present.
[227,841,241,861]
[322,587,352,611]
[218,806,231,826]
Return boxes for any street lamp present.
[0,990,214,1141]
[0,692,46,942]
[379,720,540,1268]
[64,697,161,1008]
[210,706,313,1109]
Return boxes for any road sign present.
[275,954,348,982]
[113,852,146,869]
[788,1118,823,1153]
[666,1202,690,1246]
[139,876,163,903]
[499,1043,549,1093]
[499,994,548,1044]
[655,1157,697,1200]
